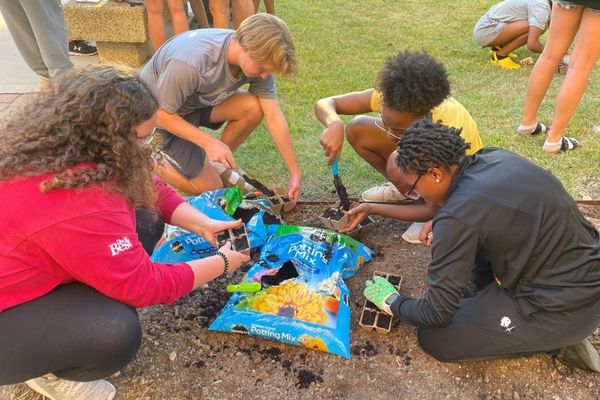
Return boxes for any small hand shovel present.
[331,158,350,211]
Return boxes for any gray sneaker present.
[552,338,600,373]
[26,377,116,400]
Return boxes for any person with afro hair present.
[315,50,482,243]
[362,119,600,372]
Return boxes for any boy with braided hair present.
[362,120,600,372]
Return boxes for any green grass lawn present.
[237,0,600,200]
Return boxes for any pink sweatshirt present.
[0,170,194,312]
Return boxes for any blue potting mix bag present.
[151,188,277,263]
[209,225,373,358]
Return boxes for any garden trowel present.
[331,158,350,211]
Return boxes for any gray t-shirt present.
[476,0,551,31]
[140,29,277,116]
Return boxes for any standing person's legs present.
[417,283,600,363]
[231,0,254,28]
[167,0,190,36]
[189,0,210,28]
[0,0,50,77]
[263,0,274,14]
[544,7,600,153]
[519,5,582,131]
[20,0,72,77]
[145,0,167,50]
[209,0,230,28]
[0,283,142,385]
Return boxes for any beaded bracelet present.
[215,251,230,275]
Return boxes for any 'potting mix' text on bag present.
[209,225,373,358]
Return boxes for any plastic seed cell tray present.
[216,224,250,256]
[359,271,403,334]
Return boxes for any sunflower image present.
[251,281,327,325]
[299,335,328,352]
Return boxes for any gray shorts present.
[553,0,600,14]
[473,15,506,47]
[158,107,226,179]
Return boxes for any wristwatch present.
[381,292,400,315]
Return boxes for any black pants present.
[0,283,142,384]
[0,209,165,385]
[418,283,600,362]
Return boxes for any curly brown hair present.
[0,65,159,208]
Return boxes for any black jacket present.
[392,148,600,327]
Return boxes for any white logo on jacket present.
[109,237,133,256]
[500,316,515,332]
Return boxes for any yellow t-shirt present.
[370,90,483,155]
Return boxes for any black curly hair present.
[376,50,450,116]
[395,119,470,174]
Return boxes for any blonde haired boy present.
[141,13,301,200]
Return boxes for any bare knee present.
[345,115,373,147]
[186,161,223,195]
[539,47,566,67]
[241,95,264,125]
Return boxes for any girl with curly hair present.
[0,65,249,399]
[316,50,483,243]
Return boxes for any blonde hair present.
[234,13,297,77]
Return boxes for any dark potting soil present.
[352,340,380,357]
[243,175,274,196]
[388,275,402,287]
[295,369,324,389]
[377,313,392,328]
[233,236,249,251]
[261,260,299,287]
[365,300,377,309]
[269,195,283,205]
[361,309,377,326]
[232,226,246,237]
[322,207,345,221]
[232,206,259,223]
[216,230,232,245]
[333,175,350,211]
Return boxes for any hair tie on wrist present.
[216,251,230,274]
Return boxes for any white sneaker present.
[26,377,116,400]
[361,182,408,202]
[401,222,424,244]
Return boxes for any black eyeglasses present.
[404,174,423,200]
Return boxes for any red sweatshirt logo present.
[109,237,133,256]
